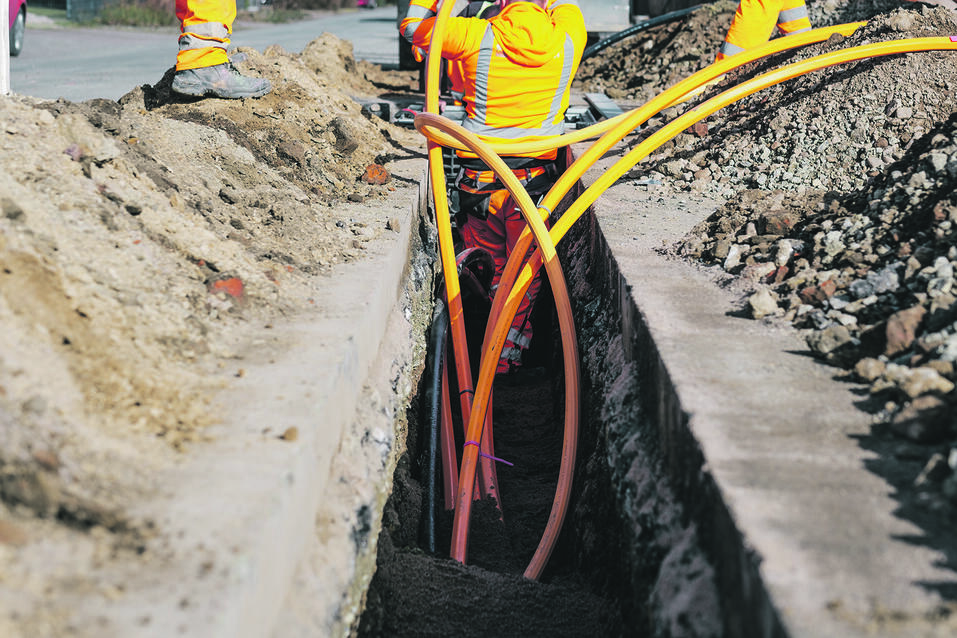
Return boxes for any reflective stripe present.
[719,40,745,57]
[501,346,523,361]
[507,328,531,348]
[183,21,228,39]
[471,26,495,125]
[783,25,811,34]
[463,120,566,137]
[402,3,434,41]
[777,6,809,24]
[450,89,465,103]
[179,32,228,52]
[545,34,576,127]
[549,0,579,6]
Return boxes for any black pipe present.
[424,297,448,554]
[581,4,703,62]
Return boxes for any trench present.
[355,184,733,636]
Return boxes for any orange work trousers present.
[456,164,555,375]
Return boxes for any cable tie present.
[464,440,514,466]
[459,388,475,397]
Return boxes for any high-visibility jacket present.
[175,0,234,71]
[401,0,586,155]
[717,0,811,60]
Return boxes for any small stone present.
[854,357,885,382]
[280,427,299,442]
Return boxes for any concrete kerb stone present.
[580,154,955,637]
[102,159,431,638]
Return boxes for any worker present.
[717,0,812,60]
[171,0,271,99]
[400,0,586,375]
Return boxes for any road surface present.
[9,6,400,102]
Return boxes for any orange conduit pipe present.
[426,32,957,577]
[436,22,867,578]
[421,0,503,508]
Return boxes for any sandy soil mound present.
[0,35,423,635]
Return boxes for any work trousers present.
[718,0,811,60]
[456,163,555,375]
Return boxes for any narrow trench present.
[357,206,722,637]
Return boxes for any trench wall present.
[560,206,785,638]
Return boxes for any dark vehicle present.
[8,0,25,57]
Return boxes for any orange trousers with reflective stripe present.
[718,0,811,60]
[175,0,233,71]
[458,170,551,375]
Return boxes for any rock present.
[884,305,926,357]
[748,287,779,319]
[806,324,853,355]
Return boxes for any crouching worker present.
[717,0,812,60]
[401,0,586,375]
[171,0,271,99]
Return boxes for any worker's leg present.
[717,0,781,60]
[776,0,811,35]
[175,0,234,71]
[458,188,544,375]
[172,0,271,98]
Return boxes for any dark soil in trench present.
[357,287,626,637]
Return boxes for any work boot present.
[171,62,271,99]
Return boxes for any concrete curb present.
[584,160,955,637]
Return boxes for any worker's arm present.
[400,0,486,61]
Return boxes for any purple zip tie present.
[464,440,514,466]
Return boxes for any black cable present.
[581,4,703,62]
[424,298,448,554]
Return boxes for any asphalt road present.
[9,6,401,102]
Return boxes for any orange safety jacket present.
[401,0,586,156]
[718,0,811,60]
[175,0,234,71]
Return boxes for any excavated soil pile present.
[578,0,957,589]
[0,35,424,634]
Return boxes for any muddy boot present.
[171,62,271,99]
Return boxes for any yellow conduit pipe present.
[421,0,504,505]
[435,34,957,577]
[478,20,868,386]
[485,35,957,453]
